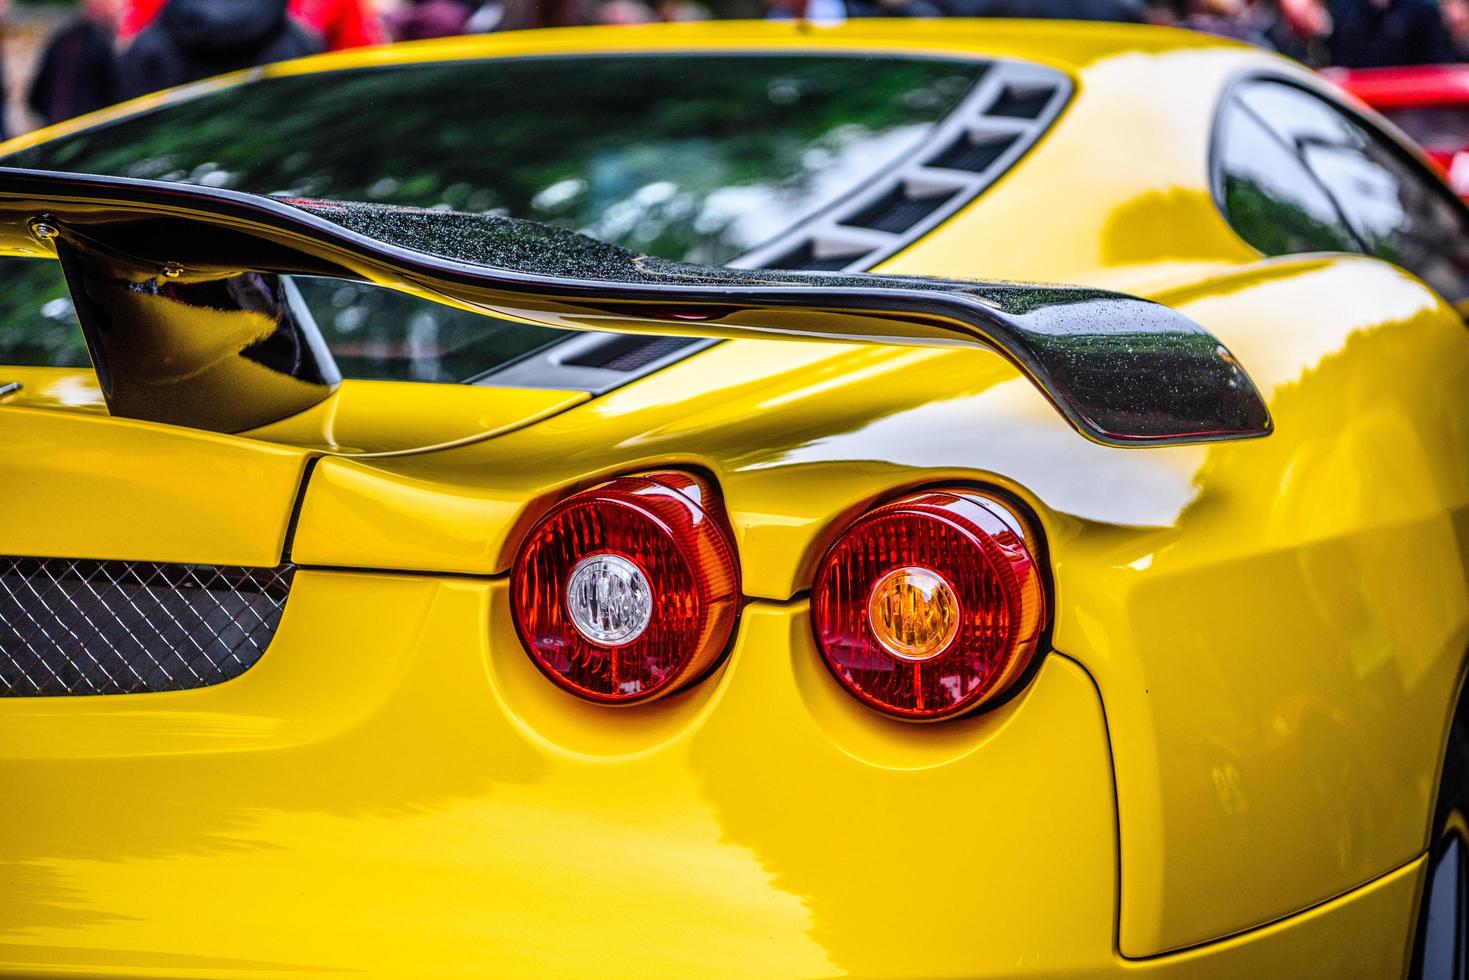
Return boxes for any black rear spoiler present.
[0,168,1271,446]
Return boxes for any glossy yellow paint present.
[0,369,587,454]
[0,583,1115,977]
[242,379,587,455]
[0,401,307,566]
[289,254,1469,958]
[0,576,1430,978]
[0,365,104,414]
[2,18,1467,976]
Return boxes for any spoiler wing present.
[0,168,1270,447]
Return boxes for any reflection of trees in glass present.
[0,263,87,367]
[0,54,980,374]
[8,55,976,263]
[291,278,557,382]
[1223,174,1358,257]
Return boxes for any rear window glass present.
[0,54,986,380]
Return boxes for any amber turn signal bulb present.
[812,489,1047,721]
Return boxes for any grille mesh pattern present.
[0,557,294,696]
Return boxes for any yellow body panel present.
[0,403,307,566]
[0,578,1428,978]
[0,582,1118,978]
[242,379,587,455]
[0,368,587,456]
[0,365,104,414]
[290,252,1469,956]
[1,18,1466,976]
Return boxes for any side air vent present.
[562,335,700,372]
[988,83,1058,120]
[734,61,1070,276]
[474,58,1070,383]
[0,557,295,696]
[766,239,875,272]
[927,130,1020,173]
[475,328,719,394]
[846,185,959,234]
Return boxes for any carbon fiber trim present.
[0,556,294,696]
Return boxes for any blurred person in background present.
[651,0,711,17]
[770,0,1091,18]
[939,0,1145,23]
[0,0,13,141]
[1154,0,1332,61]
[27,0,122,126]
[1271,0,1333,61]
[292,0,386,47]
[386,0,471,38]
[459,0,550,30]
[1329,0,1455,65]
[593,0,657,20]
[842,0,944,15]
[448,0,707,30]
[115,0,324,99]
[765,0,848,19]
[122,0,383,51]
[1179,0,1275,42]
[1174,0,1331,54]
[1442,0,1469,56]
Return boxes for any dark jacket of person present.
[28,20,118,127]
[937,0,1145,21]
[116,0,323,100]
[1329,0,1456,66]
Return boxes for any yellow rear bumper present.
[0,573,1420,977]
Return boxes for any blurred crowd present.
[4,0,1466,139]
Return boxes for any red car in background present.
[1329,65,1469,198]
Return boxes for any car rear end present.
[0,22,1444,979]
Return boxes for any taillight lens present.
[511,472,739,704]
[811,489,1047,721]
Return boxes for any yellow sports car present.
[0,18,1466,979]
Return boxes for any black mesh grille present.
[0,557,294,696]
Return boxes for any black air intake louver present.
[562,335,701,372]
[927,131,1020,173]
[765,240,872,272]
[987,84,1057,120]
[733,61,1070,275]
[0,557,294,696]
[846,186,958,234]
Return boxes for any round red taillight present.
[510,472,740,704]
[811,489,1047,721]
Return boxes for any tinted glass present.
[1221,79,1469,302]
[0,54,985,377]
[290,277,556,383]
[1215,97,1359,255]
